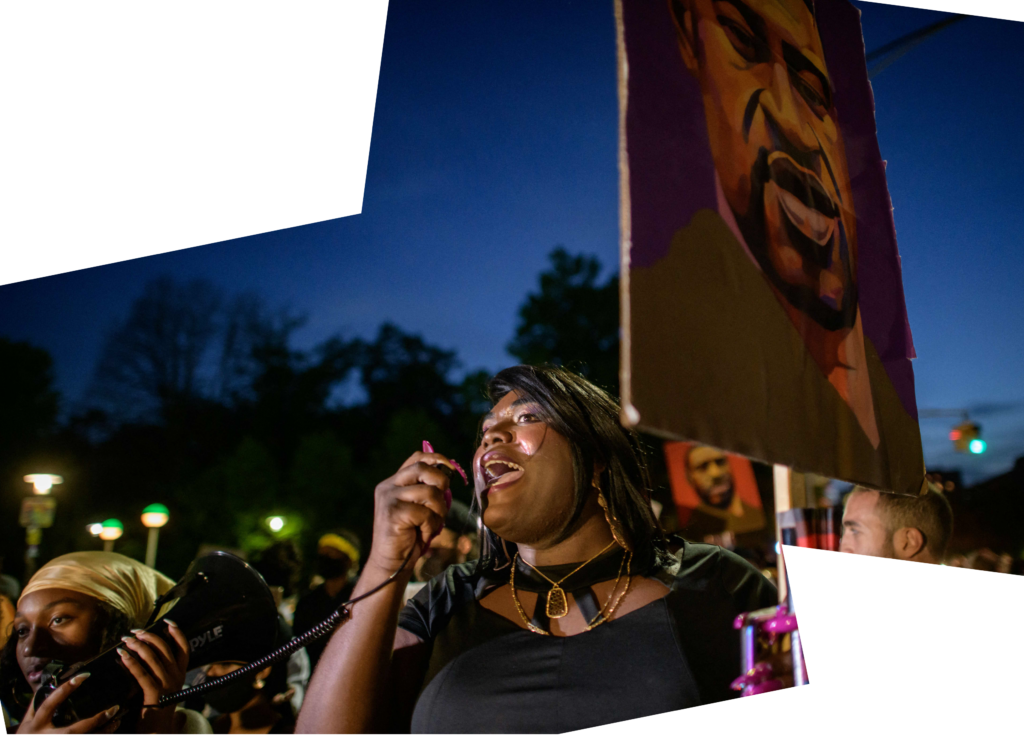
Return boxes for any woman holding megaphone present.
[298,365,777,733]
[0,552,208,733]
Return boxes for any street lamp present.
[24,474,63,495]
[99,519,123,552]
[88,523,104,536]
[266,516,285,533]
[141,504,169,568]
[20,474,62,578]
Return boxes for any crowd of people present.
[0,364,1016,733]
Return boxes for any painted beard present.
[700,482,734,510]
[733,148,858,333]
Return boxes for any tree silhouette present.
[88,277,223,423]
[507,247,619,392]
[0,338,59,458]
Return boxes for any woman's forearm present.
[295,563,412,733]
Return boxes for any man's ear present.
[669,0,700,74]
[893,527,926,561]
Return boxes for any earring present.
[254,678,266,690]
[594,481,632,551]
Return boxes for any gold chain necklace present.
[516,540,616,619]
[510,547,633,635]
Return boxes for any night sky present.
[1,1,1021,484]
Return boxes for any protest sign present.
[665,442,767,542]
[618,0,924,495]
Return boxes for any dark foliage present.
[507,247,620,393]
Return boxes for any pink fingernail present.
[422,440,435,453]
[450,459,469,485]
[444,488,452,510]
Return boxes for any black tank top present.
[398,542,777,733]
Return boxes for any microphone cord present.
[154,544,418,707]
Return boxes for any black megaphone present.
[32,552,279,727]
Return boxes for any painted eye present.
[718,16,758,62]
[793,72,828,115]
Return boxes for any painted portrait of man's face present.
[686,445,735,508]
[671,0,858,334]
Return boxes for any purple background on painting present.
[623,0,716,262]
[816,0,918,420]
[622,0,918,419]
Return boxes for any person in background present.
[248,544,310,717]
[199,620,297,734]
[840,483,953,563]
[0,574,19,650]
[292,531,361,671]
[403,500,479,605]
[252,542,303,626]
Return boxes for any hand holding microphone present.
[365,440,468,579]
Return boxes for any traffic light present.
[950,421,986,453]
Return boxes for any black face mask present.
[203,670,260,714]
[316,554,348,580]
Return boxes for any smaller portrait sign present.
[665,442,766,541]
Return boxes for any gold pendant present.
[546,586,569,618]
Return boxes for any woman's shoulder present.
[659,537,777,608]
[396,560,484,642]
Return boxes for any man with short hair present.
[840,485,953,563]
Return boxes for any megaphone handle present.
[154,543,419,707]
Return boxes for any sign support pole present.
[773,464,792,605]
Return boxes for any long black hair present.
[474,365,667,575]
[0,602,133,719]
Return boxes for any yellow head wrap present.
[317,534,360,564]
[20,552,176,629]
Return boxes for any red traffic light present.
[951,421,982,453]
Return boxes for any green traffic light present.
[969,439,987,454]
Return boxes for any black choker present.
[509,546,627,595]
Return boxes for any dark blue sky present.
[1,1,1022,483]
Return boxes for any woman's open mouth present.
[482,457,525,491]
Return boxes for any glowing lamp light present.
[141,504,170,528]
[267,516,285,532]
[969,439,987,454]
[88,523,104,536]
[949,430,962,441]
[99,519,124,541]
[24,474,63,495]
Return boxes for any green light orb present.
[969,439,987,454]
